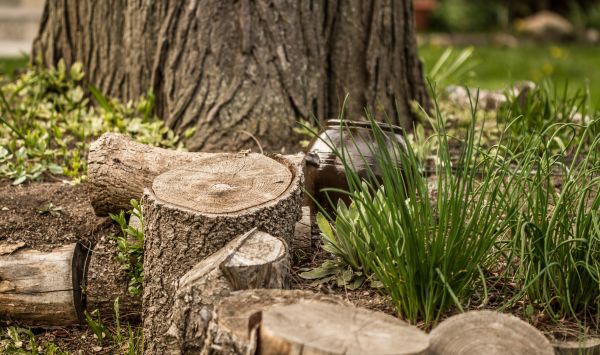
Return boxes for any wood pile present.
[0,133,594,355]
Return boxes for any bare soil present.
[0,180,123,354]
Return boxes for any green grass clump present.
[85,298,143,355]
[0,60,186,184]
[499,80,598,155]
[309,87,600,331]
[503,121,600,323]
[310,93,522,326]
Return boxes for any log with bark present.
[428,310,554,355]
[0,242,87,326]
[258,302,430,355]
[87,132,304,216]
[165,228,289,353]
[142,154,302,355]
[204,289,348,355]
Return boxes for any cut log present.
[87,132,305,216]
[87,132,211,216]
[85,235,141,322]
[206,289,348,355]
[258,302,430,355]
[429,310,554,355]
[165,229,289,353]
[142,153,302,355]
[0,242,87,326]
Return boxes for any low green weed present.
[0,326,68,354]
[0,59,185,184]
[85,298,143,354]
[110,199,144,297]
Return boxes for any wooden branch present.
[0,243,86,326]
[165,229,289,354]
[258,302,430,355]
[429,310,554,355]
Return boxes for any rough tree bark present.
[165,229,289,353]
[142,153,302,355]
[33,0,429,152]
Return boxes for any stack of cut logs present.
[0,133,574,355]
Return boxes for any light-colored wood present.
[0,243,86,326]
[87,133,305,216]
[258,302,429,355]
[143,154,302,355]
[429,310,554,355]
[553,337,600,355]
[207,289,348,355]
[152,154,292,214]
[87,132,212,216]
[165,229,289,354]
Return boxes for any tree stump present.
[0,242,87,326]
[206,289,347,355]
[87,133,305,216]
[258,302,430,355]
[165,229,289,353]
[429,310,554,355]
[142,153,302,355]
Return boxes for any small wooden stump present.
[429,310,554,355]
[207,289,347,355]
[258,302,430,355]
[143,153,302,355]
[165,229,289,353]
[0,242,87,326]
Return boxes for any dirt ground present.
[0,180,123,353]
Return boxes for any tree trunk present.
[0,242,86,327]
[258,302,430,355]
[142,153,302,355]
[165,229,289,354]
[32,0,429,152]
[428,310,554,355]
